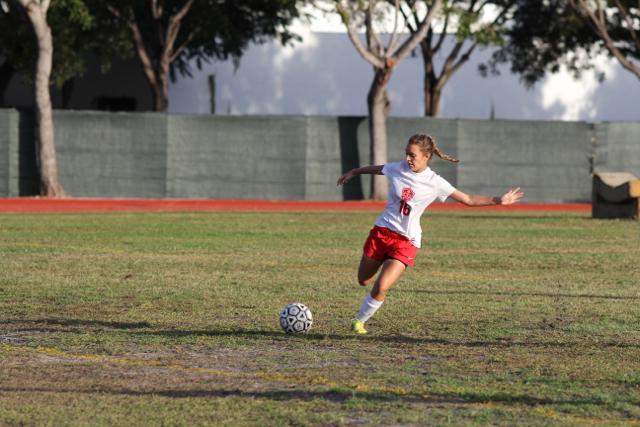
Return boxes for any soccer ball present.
[279,303,313,334]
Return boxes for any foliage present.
[0,0,305,100]
[482,0,639,86]
[0,0,130,88]
[569,0,640,78]
[95,0,305,83]
[445,1,510,45]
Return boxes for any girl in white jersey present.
[337,134,523,335]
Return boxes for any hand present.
[337,170,355,186]
[500,187,524,205]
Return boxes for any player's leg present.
[352,255,383,335]
[357,254,383,286]
[352,258,406,334]
[370,258,407,301]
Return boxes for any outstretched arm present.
[450,187,524,207]
[337,165,384,186]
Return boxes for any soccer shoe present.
[351,319,367,335]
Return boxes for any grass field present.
[0,209,639,426]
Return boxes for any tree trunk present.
[22,1,65,197]
[422,43,441,117]
[367,68,391,200]
[115,10,169,112]
[424,78,443,117]
[152,74,169,112]
[61,78,75,108]
[0,61,14,107]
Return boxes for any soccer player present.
[337,133,523,335]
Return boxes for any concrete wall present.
[1,109,638,202]
[55,111,168,198]
[457,119,593,203]
[0,110,38,196]
[305,117,349,200]
[167,115,307,199]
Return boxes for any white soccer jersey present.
[374,161,456,248]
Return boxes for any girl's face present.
[405,143,430,173]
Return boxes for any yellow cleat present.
[351,319,367,335]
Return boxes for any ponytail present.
[433,145,459,163]
[408,134,459,163]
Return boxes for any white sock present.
[355,294,383,323]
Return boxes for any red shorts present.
[363,226,418,267]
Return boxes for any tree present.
[335,0,443,199]
[96,0,305,112]
[569,0,640,79]
[483,1,638,86]
[0,60,14,107]
[12,0,66,197]
[398,0,514,116]
[1,0,127,195]
[0,0,127,105]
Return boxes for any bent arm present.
[337,165,384,186]
[449,187,523,207]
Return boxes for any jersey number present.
[399,201,412,216]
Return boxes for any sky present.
[168,9,640,122]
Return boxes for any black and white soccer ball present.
[279,303,313,334]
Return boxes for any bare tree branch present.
[385,0,402,56]
[166,0,194,61]
[393,0,443,61]
[173,0,194,22]
[410,0,421,29]
[571,0,640,78]
[336,3,385,68]
[107,5,158,87]
[433,10,449,53]
[365,1,384,55]
[152,1,165,47]
[170,29,196,62]
[448,41,477,77]
[151,0,162,19]
[596,0,605,25]
[613,0,640,52]
[131,21,159,85]
[441,40,465,76]
[397,1,416,33]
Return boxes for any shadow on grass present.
[430,390,637,408]
[0,386,415,403]
[398,288,640,301]
[428,214,587,220]
[4,318,639,349]
[0,386,633,411]
[1,318,151,329]
[130,328,640,349]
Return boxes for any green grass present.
[0,210,639,426]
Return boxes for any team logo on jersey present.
[401,187,415,202]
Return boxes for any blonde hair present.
[408,134,459,163]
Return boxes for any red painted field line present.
[0,198,591,213]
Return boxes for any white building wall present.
[169,32,640,122]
